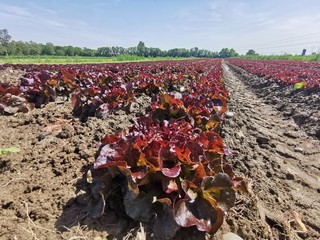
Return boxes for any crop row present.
[1,60,221,116]
[227,58,320,89]
[0,59,245,238]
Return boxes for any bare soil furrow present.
[221,63,320,240]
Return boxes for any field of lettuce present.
[227,58,320,89]
[0,59,319,239]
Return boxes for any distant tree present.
[118,47,125,55]
[55,46,66,56]
[127,47,137,55]
[42,43,55,55]
[18,41,30,55]
[0,45,6,55]
[73,47,82,56]
[6,42,17,55]
[219,48,239,58]
[0,29,11,46]
[6,41,28,55]
[148,47,161,57]
[0,29,12,55]
[246,49,257,55]
[167,48,178,57]
[65,46,75,56]
[81,47,95,56]
[213,51,220,57]
[190,47,199,57]
[197,49,205,57]
[180,48,191,57]
[219,48,230,58]
[1,40,41,56]
[137,41,146,56]
[0,33,228,59]
[29,41,41,55]
[111,46,120,56]
[229,48,238,57]
[96,47,109,56]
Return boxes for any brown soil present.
[0,67,25,85]
[218,64,320,240]
[227,63,320,139]
[0,65,319,240]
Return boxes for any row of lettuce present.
[0,59,246,238]
[227,58,320,90]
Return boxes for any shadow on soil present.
[54,165,139,239]
[55,166,208,240]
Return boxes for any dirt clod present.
[285,172,295,180]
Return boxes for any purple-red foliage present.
[228,58,320,89]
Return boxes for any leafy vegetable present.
[294,82,305,89]
[0,146,20,155]
[85,59,245,238]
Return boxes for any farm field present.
[0,55,186,65]
[0,59,319,240]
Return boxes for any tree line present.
[0,29,241,58]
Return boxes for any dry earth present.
[0,65,319,240]
[219,64,320,240]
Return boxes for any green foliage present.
[219,48,239,58]
[0,29,11,47]
[294,82,305,89]
[239,54,320,61]
[114,54,146,62]
[41,43,55,55]
[137,41,146,56]
[0,146,20,155]
[0,29,227,59]
[55,46,65,56]
[246,49,258,55]
[65,46,75,56]
[0,55,188,64]
[0,45,6,55]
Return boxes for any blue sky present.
[1,0,320,54]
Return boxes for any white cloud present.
[44,20,67,28]
[0,3,33,18]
